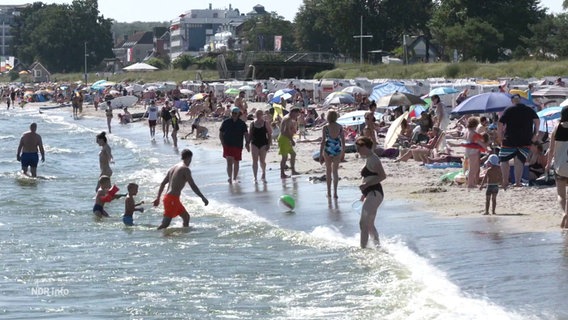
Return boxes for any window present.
[34,70,42,77]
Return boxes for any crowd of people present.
[16,78,568,249]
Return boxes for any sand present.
[59,100,562,233]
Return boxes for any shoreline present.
[39,100,561,234]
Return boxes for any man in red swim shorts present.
[153,149,209,230]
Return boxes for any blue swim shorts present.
[123,215,134,226]
[20,152,39,169]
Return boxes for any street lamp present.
[249,64,255,80]
[353,16,372,65]
[84,41,88,85]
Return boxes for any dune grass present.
[3,60,568,84]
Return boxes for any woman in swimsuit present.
[528,141,546,181]
[319,110,345,199]
[249,109,272,182]
[356,136,386,248]
[96,131,113,191]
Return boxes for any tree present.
[430,0,545,61]
[239,12,297,52]
[11,0,113,73]
[145,57,167,70]
[444,18,503,61]
[294,0,433,59]
[172,55,194,70]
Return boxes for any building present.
[112,31,154,66]
[169,4,267,60]
[0,4,27,57]
[29,61,51,83]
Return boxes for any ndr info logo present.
[31,283,69,297]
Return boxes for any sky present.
[6,0,565,23]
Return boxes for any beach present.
[1,101,566,318]
[79,100,560,234]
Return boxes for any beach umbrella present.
[341,86,367,95]
[336,110,382,126]
[532,86,568,98]
[559,98,568,107]
[191,93,207,101]
[90,80,107,90]
[537,106,563,133]
[122,62,158,72]
[323,92,356,106]
[225,88,241,95]
[408,104,429,118]
[270,88,296,103]
[452,92,537,115]
[377,92,426,107]
[509,89,528,98]
[384,111,409,148]
[369,81,411,102]
[180,88,194,95]
[239,85,255,91]
[428,87,458,96]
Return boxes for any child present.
[297,111,307,140]
[93,175,121,218]
[479,154,503,215]
[123,183,144,226]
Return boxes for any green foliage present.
[430,0,545,62]
[239,13,297,52]
[195,57,217,70]
[12,0,113,73]
[145,58,167,70]
[444,64,460,78]
[8,70,19,81]
[172,55,194,70]
[321,69,347,79]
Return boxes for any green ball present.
[279,195,295,210]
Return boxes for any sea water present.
[0,106,564,319]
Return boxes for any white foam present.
[382,237,530,320]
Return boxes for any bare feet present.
[281,174,291,179]
[333,194,338,199]
[483,212,489,215]
[228,178,232,184]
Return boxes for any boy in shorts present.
[123,183,144,226]
[479,154,503,215]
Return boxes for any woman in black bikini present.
[356,136,386,248]
[250,109,272,182]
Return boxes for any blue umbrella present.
[270,88,297,103]
[428,87,458,96]
[452,92,537,115]
[369,81,411,102]
[537,106,563,133]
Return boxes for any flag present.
[274,35,282,52]
[126,48,133,62]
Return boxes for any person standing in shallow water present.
[356,136,386,248]
[153,149,208,230]
[95,131,113,191]
[17,122,45,177]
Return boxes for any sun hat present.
[485,154,500,167]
